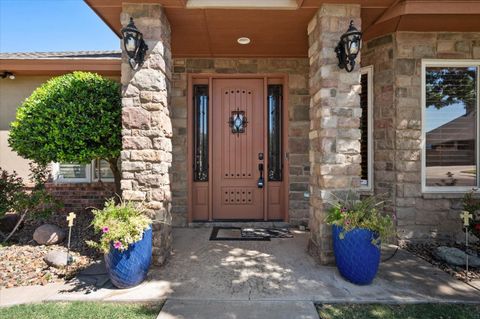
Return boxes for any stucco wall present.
[0,76,52,179]
[363,32,480,242]
[170,58,310,226]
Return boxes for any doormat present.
[209,227,293,241]
[241,228,293,239]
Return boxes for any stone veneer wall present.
[363,32,480,242]
[120,3,173,265]
[361,35,396,211]
[307,4,362,264]
[170,58,310,226]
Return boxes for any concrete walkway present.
[1,228,479,317]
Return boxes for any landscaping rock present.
[33,224,65,245]
[43,250,70,268]
[0,213,22,233]
[434,246,480,268]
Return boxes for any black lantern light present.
[335,20,362,72]
[121,17,148,70]
[0,71,15,80]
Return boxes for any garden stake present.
[460,211,473,281]
[66,212,76,267]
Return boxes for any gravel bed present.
[0,210,101,288]
[401,241,480,282]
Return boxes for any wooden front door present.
[212,79,264,220]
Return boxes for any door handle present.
[257,163,264,189]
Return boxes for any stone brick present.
[308,3,361,265]
[122,107,151,130]
[121,3,172,266]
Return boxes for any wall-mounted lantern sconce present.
[335,20,362,73]
[121,17,149,70]
[1,71,15,80]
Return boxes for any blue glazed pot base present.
[332,225,381,285]
[104,227,152,289]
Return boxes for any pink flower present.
[114,241,123,249]
[340,207,347,214]
[344,218,351,226]
[102,227,109,233]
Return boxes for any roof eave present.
[0,58,122,76]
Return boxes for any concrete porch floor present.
[1,228,479,309]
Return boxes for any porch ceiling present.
[85,0,480,57]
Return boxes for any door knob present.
[257,163,264,188]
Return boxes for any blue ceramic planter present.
[332,225,381,285]
[104,227,152,289]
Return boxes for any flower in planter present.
[86,199,152,254]
[462,190,480,238]
[325,191,395,245]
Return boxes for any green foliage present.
[1,302,162,319]
[0,169,24,217]
[426,67,477,112]
[325,191,395,245]
[8,72,121,166]
[0,165,61,241]
[87,199,152,254]
[462,189,480,238]
[317,303,480,319]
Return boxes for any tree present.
[8,72,122,195]
[426,67,477,113]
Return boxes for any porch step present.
[157,300,319,319]
[187,221,292,229]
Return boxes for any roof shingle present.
[0,50,121,60]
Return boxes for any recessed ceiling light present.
[237,37,251,45]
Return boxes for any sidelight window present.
[267,85,283,181]
[193,84,209,182]
[360,66,373,190]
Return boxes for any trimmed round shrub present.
[8,72,122,192]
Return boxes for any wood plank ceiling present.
[85,0,480,58]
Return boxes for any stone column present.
[307,4,362,265]
[120,3,173,265]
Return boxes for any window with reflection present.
[59,163,87,179]
[94,159,114,180]
[193,85,209,182]
[268,85,282,181]
[424,65,478,189]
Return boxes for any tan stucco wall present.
[0,76,52,179]
[0,74,120,181]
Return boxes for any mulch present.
[0,210,101,288]
[401,241,480,283]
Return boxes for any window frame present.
[421,59,480,193]
[52,160,115,183]
[360,65,374,191]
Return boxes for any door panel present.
[212,79,264,220]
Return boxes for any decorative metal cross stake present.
[460,211,473,281]
[66,212,76,266]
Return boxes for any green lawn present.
[1,302,162,319]
[317,304,480,319]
